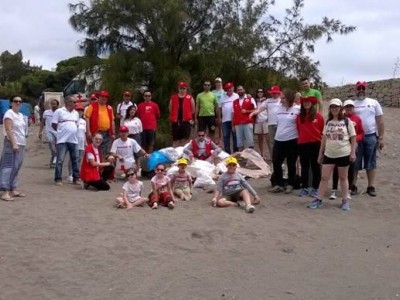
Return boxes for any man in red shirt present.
[136,90,160,154]
[169,81,195,147]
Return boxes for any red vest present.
[89,102,114,135]
[191,139,212,160]
[232,97,255,125]
[80,144,101,182]
[169,94,193,122]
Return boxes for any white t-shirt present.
[122,180,144,203]
[77,118,87,151]
[323,118,356,158]
[264,98,281,125]
[353,97,383,135]
[274,105,300,141]
[255,98,268,123]
[219,92,239,123]
[52,107,79,144]
[151,175,170,193]
[42,109,57,136]
[110,138,142,169]
[124,117,143,135]
[117,101,134,122]
[3,109,27,146]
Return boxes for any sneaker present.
[268,185,284,193]
[55,181,63,187]
[66,175,73,183]
[236,200,246,208]
[83,183,90,190]
[298,188,309,197]
[73,179,82,185]
[307,199,323,209]
[151,202,158,209]
[310,188,318,198]
[168,201,175,209]
[350,185,358,195]
[329,190,337,200]
[284,185,294,194]
[245,204,255,213]
[366,186,377,197]
[341,199,350,211]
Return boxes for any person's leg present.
[88,179,110,190]
[147,130,156,154]
[232,122,238,152]
[182,187,192,201]
[338,165,350,200]
[363,134,378,191]
[207,116,216,142]
[174,188,184,200]
[286,139,298,188]
[235,125,244,151]
[101,165,115,181]
[55,143,68,182]
[0,138,16,197]
[216,197,237,207]
[315,164,335,200]
[353,138,365,189]
[268,125,277,159]
[222,121,231,153]
[10,145,25,192]
[257,133,264,158]
[46,132,57,166]
[271,140,285,188]
[100,132,111,159]
[132,197,148,207]
[68,143,80,182]
[332,166,339,191]
[298,143,310,189]
[243,123,254,148]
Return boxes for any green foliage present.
[0,50,41,85]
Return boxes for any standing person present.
[85,90,115,158]
[196,80,219,142]
[267,90,300,194]
[136,90,160,153]
[232,85,256,150]
[353,81,384,197]
[38,98,59,168]
[115,168,148,210]
[52,96,80,186]
[80,133,115,191]
[330,99,364,199]
[0,96,28,201]
[253,88,269,159]
[211,157,260,213]
[307,98,356,211]
[123,105,142,145]
[67,103,87,182]
[300,78,323,112]
[212,77,225,144]
[296,96,324,197]
[170,158,193,201]
[219,82,239,154]
[148,163,175,209]
[169,81,195,147]
[34,102,40,125]
[116,91,134,125]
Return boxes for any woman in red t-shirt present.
[296,96,325,197]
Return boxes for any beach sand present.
[0,107,399,300]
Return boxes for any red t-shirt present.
[136,101,160,130]
[346,113,365,142]
[296,112,325,144]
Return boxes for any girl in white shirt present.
[116,168,148,210]
[124,105,142,145]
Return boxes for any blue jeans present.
[55,142,79,182]
[356,133,377,171]
[0,138,25,191]
[98,131,112,159]
[222,121,238,154]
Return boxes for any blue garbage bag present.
[147,151,171,171]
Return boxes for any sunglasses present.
[126,173,135,177]
[357,86,366,91]
[257,90,263,93]
[144,95,151,97]
[344,105,353,108]
[13,100,23,103]
[330,105,340,108]
[203,84,211,86]
[156,168,165,172]
[198,134,205,137]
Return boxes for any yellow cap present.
[177,158,188,165]
[225,156,238,165]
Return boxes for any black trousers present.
[86,166,114,191]
[272,139,298,187]
[298,142,321,189]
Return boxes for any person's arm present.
[110,110,116,139]
[183,141,193,155]
[4,118,18,151]
[239,174,258,197]
[116,103,122,119]
[195,95,200,122]
[88,155,111,167]
[318,135,326,164]
[156,104,161,119]
[188,174,193,193]
[38,116,45,139]
[167,180,176,202]
[350,135,357,162]
[138,148,150,158]
[151,181,159,202]
[210,141,222,155]
[249,105,266,118]
[85,105,93,141]
[376,115,384,150]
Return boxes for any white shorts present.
[254,122,269,134]
[128,195,142,203]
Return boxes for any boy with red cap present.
[169,81,195,147]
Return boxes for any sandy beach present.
[0,107,399,300]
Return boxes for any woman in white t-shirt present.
[253,88,269,159]
[307,98,356,211]
[123,105,143,145]
[0,96,28,201]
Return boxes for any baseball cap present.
[329,98,342,107]
[343,99,355,107]
[177,158,188,165]
[215,77,222,82]
[300,96,318,105]
[225,156,238,166]
[123,91,131,96]
[119,125,129,133]
[356,81,367,89]
[74,103,85,111]
[98,90,110,98]
[224,82,234,90]
[178,81,188,88]
[268,85,282,95]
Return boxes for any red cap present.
[90,93,98,100]
[224,82,234,90]
[268,85,282,95]
[123,91,131,96]
[98,90,110,98]
[178,81,188,88]
[356,81,367,88]
[300,96,318,105]
[74,103,85,111]
[119,125,129,133]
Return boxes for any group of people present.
[0,78,384,214]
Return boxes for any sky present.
[1,0,399,87]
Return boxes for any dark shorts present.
[172,122,191,141]
[322,155,350,167]
[140,130,156,147]
[198,116,216,133]
[356,133,377,170]
[223,190,243,202]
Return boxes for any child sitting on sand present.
[116,168,148,210]
[148,163,175,209]
[170,158,193,201]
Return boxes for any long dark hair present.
[125,105,137,120]
[283,89,296,108]
[300,103,317,123]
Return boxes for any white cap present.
[214,77,222,82]
[329,98,342,107]
[343,99,355,107]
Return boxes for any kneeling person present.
[212,157,260,213]
[183,130,221,162]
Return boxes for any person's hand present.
[111,134,116,140]
[249,112,254,118]
[378,139,384,150]
[144,153,150,159]
[86,132,93,143]
[216,118,221,126]
[12,144,19,152]
[350,152,356,162]
[317,154,323,164]
[211,197,217,207]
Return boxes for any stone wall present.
[322,78,400,107]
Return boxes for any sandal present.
[11,191,26,197]
[1,194,14,201]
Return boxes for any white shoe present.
[329,191,337,200]
[66,175,73,183]
[245,204,255,213]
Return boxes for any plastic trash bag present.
[159,147,180,162]
[147,151,171,171]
